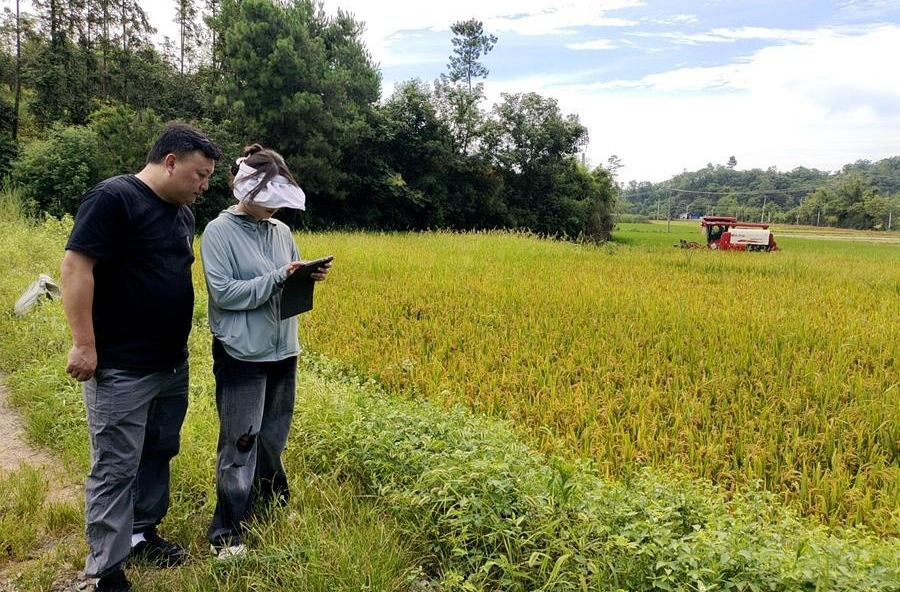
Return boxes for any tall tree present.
[203,0,220,71]
[482,92,590,235]
[433,78,483,155]
[446,18,496,93]
[117,0,154,104]
[32,0,63,44]
[436,19,497,156]
[175,0,201,73]
[607,154,623,179]
[87,0,114,99]
[12,0,20,140]
[215,0,379,206]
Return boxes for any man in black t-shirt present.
[61,124,221,592]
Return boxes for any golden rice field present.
[290,222,900,536]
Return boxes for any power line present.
[669,186,818,196]
[621,185,823,200]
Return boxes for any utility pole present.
[888,210,893,230]
[760,194,767,223]
[656,198,660,221]
[816,208,821,227]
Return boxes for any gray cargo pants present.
[82,362,189,578]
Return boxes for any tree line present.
[620,157,900,230]
[0,0,615,239]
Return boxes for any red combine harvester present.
[681,216,778,251]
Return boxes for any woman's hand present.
[285,261,305,276]
[285,260,332,281]
[309,259,331,281]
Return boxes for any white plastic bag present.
[14,274,61,316]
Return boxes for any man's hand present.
[60,249,98,382]
[66,343,97,381]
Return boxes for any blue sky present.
[146,1,900,182]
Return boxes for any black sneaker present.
[95,569,131,592]
[130,526,187,567]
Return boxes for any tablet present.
[279,256,333,319]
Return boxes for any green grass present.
[0,206,897,590]
[0,215,423,591]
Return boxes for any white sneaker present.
[210,542,247,560]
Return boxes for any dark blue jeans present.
[207,339,297,546]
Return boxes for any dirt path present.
[0,379,78,503]
[0,378,87,590]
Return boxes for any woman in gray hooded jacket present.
[200,144,330,558]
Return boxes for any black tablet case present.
[279,265,317,319]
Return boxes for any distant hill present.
[620,156,900,230]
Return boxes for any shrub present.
[87,103,164,179]
[13,124,100,218]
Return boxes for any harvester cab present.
[699,216,778,252]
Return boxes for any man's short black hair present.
[147,123,222,164]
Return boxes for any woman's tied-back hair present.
[230,144,300,204]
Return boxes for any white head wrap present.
[233,161,306,210]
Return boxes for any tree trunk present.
[13,0,21,141]
[102,0,109,99]
[180,2,185,74]
[121,0,128,104]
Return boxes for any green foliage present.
[624,158,900,230]
[482,93,593,236]
[13,123,100,217]
[298,353,900,591]
[345,80,506,230]
[583,166,617,241]
[798,174,896,230]
[25,36,98,127]
[215,0,380,206]
[190,118,244,229]
[436,18,496,156]
[0,184,25,222]
[446,19,496,92]
[87,103,164,177]
[433,76,486,156]
[1,0,617,239]
[0,95,18,177]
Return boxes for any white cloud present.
[483,25,900,181]
[589,26,900,101]
[649,13,700,26]
[566,39,618,50]
[627,26,826,46]
[485,13,638,36]
[839,0,898,17]
[321,0,644,65]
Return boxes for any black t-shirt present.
[66,175,195,371]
